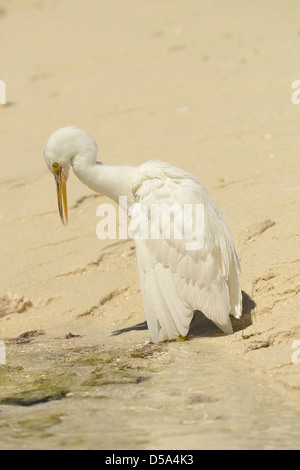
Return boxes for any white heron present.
[44,126,242,343]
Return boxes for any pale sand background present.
[0,0,300,449]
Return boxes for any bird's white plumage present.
[130,160,242,341]
[44,126,242,343]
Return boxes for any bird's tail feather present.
[213,318,233,335]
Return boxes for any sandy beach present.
[0,0,300,450]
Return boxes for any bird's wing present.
[135,238,194,342]
[130,161,242,341]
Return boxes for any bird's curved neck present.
[71,156,135,205]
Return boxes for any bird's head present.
[44,126,97,226]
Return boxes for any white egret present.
[44,126,242,343]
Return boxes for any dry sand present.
[0,0,300,450]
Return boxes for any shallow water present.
[0,336,299,450]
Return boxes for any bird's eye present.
[52,162,59,169]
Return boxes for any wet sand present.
[1,334,300,450]
[0,0,300,450]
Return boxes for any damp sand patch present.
[0,338,168,406]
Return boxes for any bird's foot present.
[164,335,191,343]
[176,335,191,342]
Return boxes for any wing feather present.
[136,239,193,341]
[130,161,242,341]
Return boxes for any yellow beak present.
[54,166,68,225]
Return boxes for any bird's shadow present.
[189,291,255,338]
[112,321,148,337]
[112,291,256,339]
